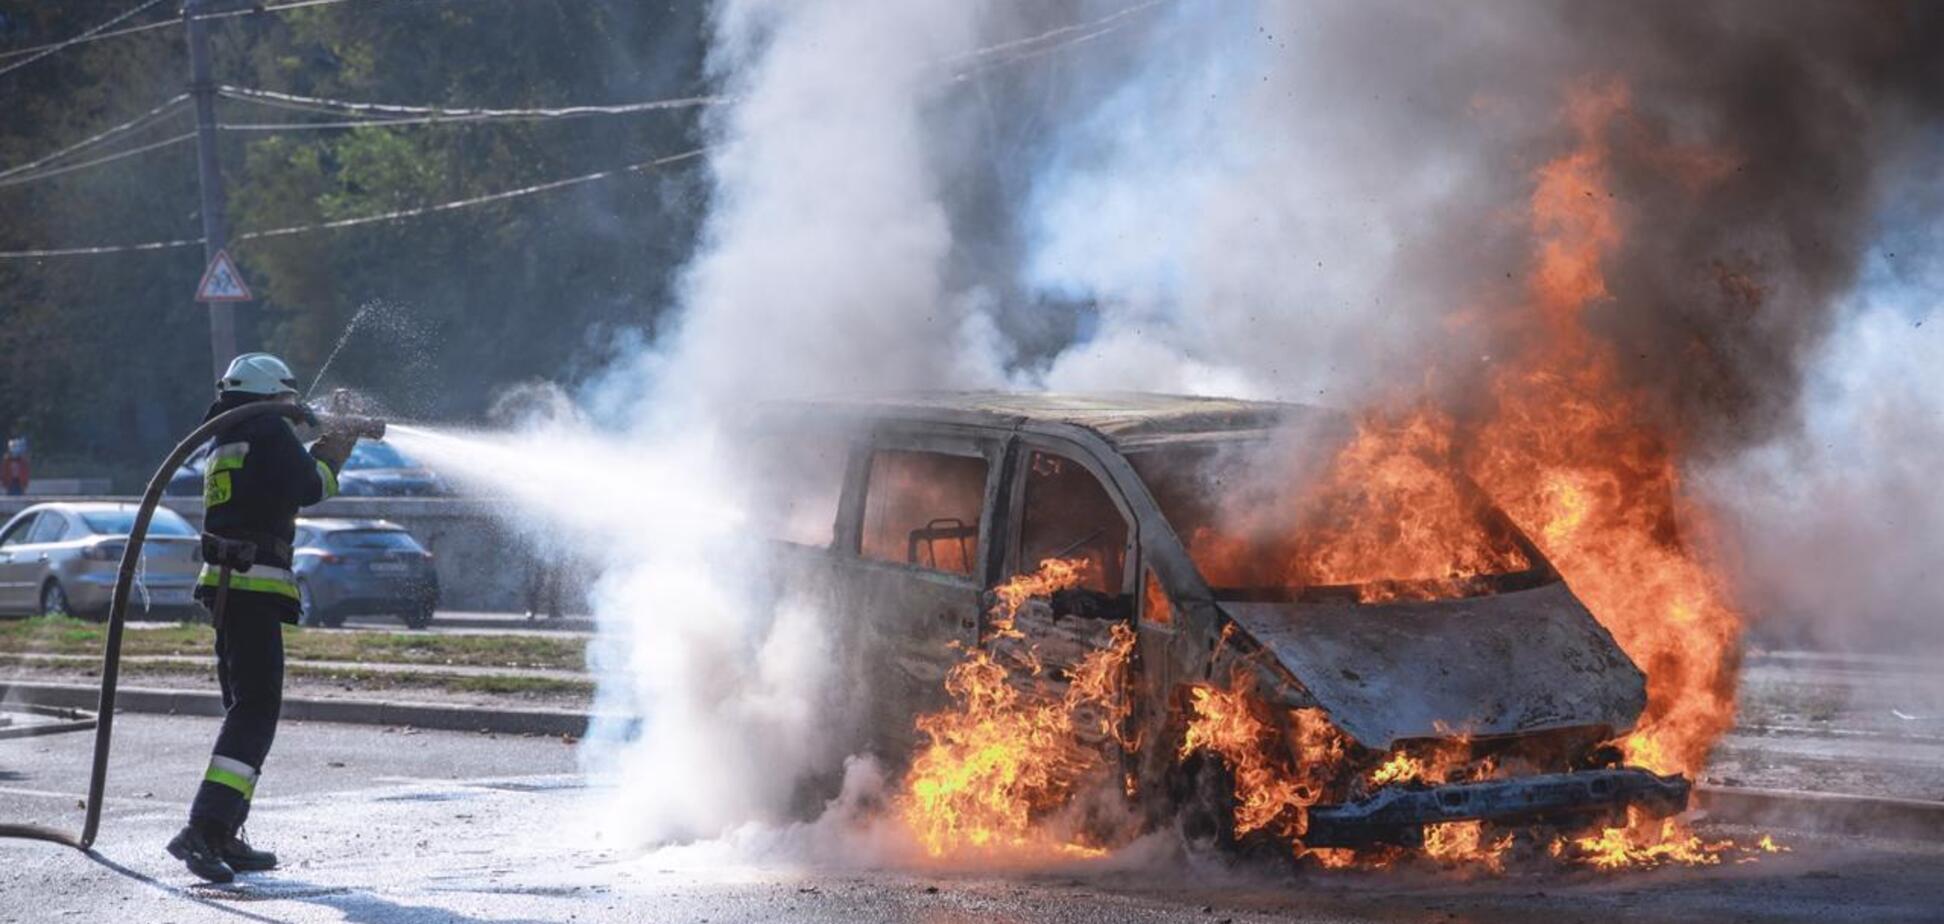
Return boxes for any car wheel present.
[402,604,434,631]
[39,580,75,620]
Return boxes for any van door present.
[1000,441,1137,754]
[831,428,1006,756]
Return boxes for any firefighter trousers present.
[188,592,286,836]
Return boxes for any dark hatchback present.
[292,518,439,628]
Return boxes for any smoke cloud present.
[1701,156,1944,652]
[401,0,1944,856]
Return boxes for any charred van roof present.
[770,391,1341,448]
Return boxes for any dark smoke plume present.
[1560,1,1944,454]
[956,1,1944,459]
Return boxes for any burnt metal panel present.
[1223,581,1647,749]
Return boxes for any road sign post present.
[195,249,252,302]
[186,0,243,381]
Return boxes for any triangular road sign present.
[196,249,252,302]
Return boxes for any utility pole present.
[186,0,240,382]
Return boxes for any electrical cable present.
[0,131,195,189]
[0,1,1159,257]
[0,18,176,61]
[943,0,1162,67]
[233,147,707,242]
[0,94,188,180]
[217,84,726,121]
[0,0,172,79]
[0,0,369,62]
[0,146,707,258]
[0,236,205,259]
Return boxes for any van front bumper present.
[1304,768,1691,847]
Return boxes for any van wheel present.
[39,581,75,620]
[1171,751,1239,852]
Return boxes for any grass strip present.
[4,654,593,697]
[0,615,584,670]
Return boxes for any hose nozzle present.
[319,413,387,441]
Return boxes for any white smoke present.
[1700,170,1944,654]
[396,0,1018,849]
[1019,1,1556,403]
[394,0,1944,861]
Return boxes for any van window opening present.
[861,449,987,576]
[1019,450,1129,596]
[749,429,849,548]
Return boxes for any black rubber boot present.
[222,828,278,872]
[167,825,236,883]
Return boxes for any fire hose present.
[0,401,380,851]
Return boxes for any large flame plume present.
[1172,81,1766,871]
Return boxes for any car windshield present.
[81,508,197,537]
[344,441,411,470]
[327,529,422,551]
[1127,434,1541,603]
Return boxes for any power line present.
[0,94,188,181]
[0,132,195,190]
[0,1,1156,257]
[218,84,727,122]
[944,0,1162,67]
[0,0,366,62]
[0,146,707,259]
[0,236,204,259]
[0,0,172,79]
[0,17,176,62]
[239,147,705,241]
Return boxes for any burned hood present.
[1222,581,1646,750]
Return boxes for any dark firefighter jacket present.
[198,394,340,621]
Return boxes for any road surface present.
[1,715,1941,923]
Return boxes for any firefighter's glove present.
[311,430,358,471]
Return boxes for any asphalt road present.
[2,715,1941,923]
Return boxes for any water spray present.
[305,302,379,400]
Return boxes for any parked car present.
[292,518,439,628]
[333,440,450,497]
[165,442,212,497]
[167,438,450,498]
[0,502,203,620]
[756,392,1683,850]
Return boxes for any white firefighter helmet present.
[218,352,299,396]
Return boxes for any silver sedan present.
[0,502,204,619]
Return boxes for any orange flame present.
[1179,684,1348,841]
[899,559,1136,858]
[1424,821,1515,874]
[1468,81,1743,781]
[1171,80,1773,871]
[1180,410,1533,603]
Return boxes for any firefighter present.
[166,353,367,883]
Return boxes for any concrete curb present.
[0,681,591,737]
[1695,784,1944,843]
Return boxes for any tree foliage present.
[0,2,708,487]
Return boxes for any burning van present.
[757,391,1690,856]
